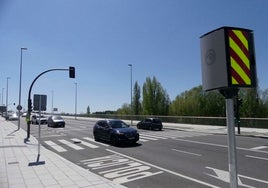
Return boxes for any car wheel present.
[137,125,140,129]
[94,133,99,141]
[110,135,118,146]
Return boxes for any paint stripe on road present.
[71,138,99,149]
[58,139,84,150]
[172,149,202,156]
[106,149,220,188]
[245,155,268,161]
[44,140,67,152]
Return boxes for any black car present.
[137,118,163,130]
[47,115,65,128]
[93,119,139,145]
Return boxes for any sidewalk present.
[0,117,126,188]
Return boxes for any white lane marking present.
[174,138,268,154]
[138,138,148,142]
[106,149,220,188]
[44,140,67,152]
[83,137,110,147]
[139,136,158,141]
[172,149,202,157]
[139,133,168,139]
[71,138,99,149]
[206,166,268,187]
[58,139,84,150]
[251,146,268,150]
[245,155,268,161]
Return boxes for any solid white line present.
[71,138,99,149]
[58,139,84,150]
[251,146,268,150]
[172,149,202,157]
[83,137,110,147]
[139,136,158,140]
[174,138,268,154]
[245,155,268,161]
[106,149,220,188]
[44,140,67,152]
[138,138,148,142]
[139,133,168,139]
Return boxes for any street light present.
[75,83,77,120]
[51,90,54,114]
[2,88,4,105]
[6,77,10,117]
[128,64,133,126]
[18,47,27,130]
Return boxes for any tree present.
[117,103,131,115]
[133,81,142,115]
[142,76,170,115]
[169,85,225,116]
[239,88,264,117]
[86,106,90,115]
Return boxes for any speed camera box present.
[200,27,256,91]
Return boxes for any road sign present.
[200,26,256,91]
[17,105,22,111]
[33,94,47,111]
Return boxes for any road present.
[17,117,268,188]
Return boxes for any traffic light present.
[69,66,75,78]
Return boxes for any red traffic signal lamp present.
[69,67,75,78]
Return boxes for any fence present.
[73,114,268,129]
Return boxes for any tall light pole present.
[128,64,133,126]
[6,77,10,117]
[2,88,4,105]
[18,47,27,130]
[75,82,77,120]
[51,90,54,114]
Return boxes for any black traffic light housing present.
[69,67,75,78]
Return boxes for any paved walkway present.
[0,117,126,188]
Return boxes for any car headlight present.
[116,130,124,135]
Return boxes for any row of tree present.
[116,76,268,118]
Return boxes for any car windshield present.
[53,116,63,120]
[153,119,161,123]
[109,121,129,128]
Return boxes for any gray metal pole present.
[128,64,133,126]
[226,98,238,188]
[18,47,27,130]
[51,90,54,114]
[6,77,10,117]
[75,83,77,120]
[2,88,4,105]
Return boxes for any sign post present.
[28,94,46,166]
[200,27,256,188]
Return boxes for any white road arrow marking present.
[205,167,268,188]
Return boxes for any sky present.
[0,0,268,114]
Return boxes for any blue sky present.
[1,0,268,114]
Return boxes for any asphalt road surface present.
[17,117,268,188]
